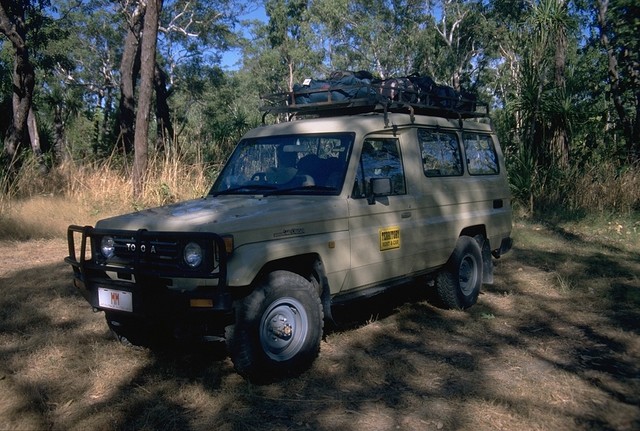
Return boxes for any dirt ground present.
[0,220,639,431]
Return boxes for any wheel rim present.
[458,254,479,296]
[259,297,308,361]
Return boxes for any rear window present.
[462,133,499,175]
[417,129,463,177]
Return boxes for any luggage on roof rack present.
[260,73,489,120]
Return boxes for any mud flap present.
[481,238,494,284]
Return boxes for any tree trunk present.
[154,64,174,154]
[550,0,569,168]
[132,0,162,199]
[287,59,294,93]
[53,103,68,164]
[100,87,114,154]
[27,108,47,173]
[634,92,640,163]
[0,1,35,170]
[117,3,145,155]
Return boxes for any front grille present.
[66,226,226,280]
[109,235,182,267]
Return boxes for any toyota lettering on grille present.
[125,243,157,253]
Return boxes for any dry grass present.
[569,163,640,215]
[0,215,639,430]
[0,196,91,240]
[0,154,214,240]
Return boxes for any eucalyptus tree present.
[132,0,162,198]
[117,0,145,154]
[1,0,126,166]
[0,0,91,171]
[0,0,41,170]
[311,0,424,78]
[235,0,324,108]
[155,0,241,154]
[116,0,242,156]
[596,0,640,163]
[119,0,244,196]
[417,0,492,89]
[265,0,323,91]
[39,0,122,160]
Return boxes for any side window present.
[353,138,406,198]
[463,133,499,175]
[417,129,463,177]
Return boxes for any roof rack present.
[260,81,489,124]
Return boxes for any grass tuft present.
[508,158,640,217]
[569,163,640,215]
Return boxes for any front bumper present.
[65,225,233,322]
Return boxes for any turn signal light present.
[190,299,214,308]
[222,235,234,254]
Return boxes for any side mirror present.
[367,177,391,204]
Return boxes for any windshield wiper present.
[210,184,278,196]
[265,185,337,196]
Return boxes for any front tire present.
[226,270,323,381]
[435,236,483,309]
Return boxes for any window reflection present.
[353,138,406,198]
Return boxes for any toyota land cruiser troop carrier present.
[65,78,513,380]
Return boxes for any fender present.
[226,230,351,290]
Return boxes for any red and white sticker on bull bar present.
[98,288,133,312]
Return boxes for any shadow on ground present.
[1,225,639,430]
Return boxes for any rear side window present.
[463,133,499,175]
[417,129,463,177]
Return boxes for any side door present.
[343,135,417,292]
[412,127,468,270]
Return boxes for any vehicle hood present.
[95,195,347,235]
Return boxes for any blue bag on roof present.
[293,74,376,105]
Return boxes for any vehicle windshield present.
[209,133,354,196]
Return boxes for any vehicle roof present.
[243,113,494,139]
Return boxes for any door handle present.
[401,212,411,219]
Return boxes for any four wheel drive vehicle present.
[65,85,512,380]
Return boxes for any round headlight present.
[101,236,115,259]
[184,242,203,268]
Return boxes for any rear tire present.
[226,270,323,381]
[435,236,483,309]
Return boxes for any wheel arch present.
[254,253,334,324]
[459,224,487,243]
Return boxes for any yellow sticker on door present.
[379,226,400,251]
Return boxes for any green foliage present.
[600,0,640,161]
[169,66,261,165]
[312,0,429,78]
[256,0,324,91]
